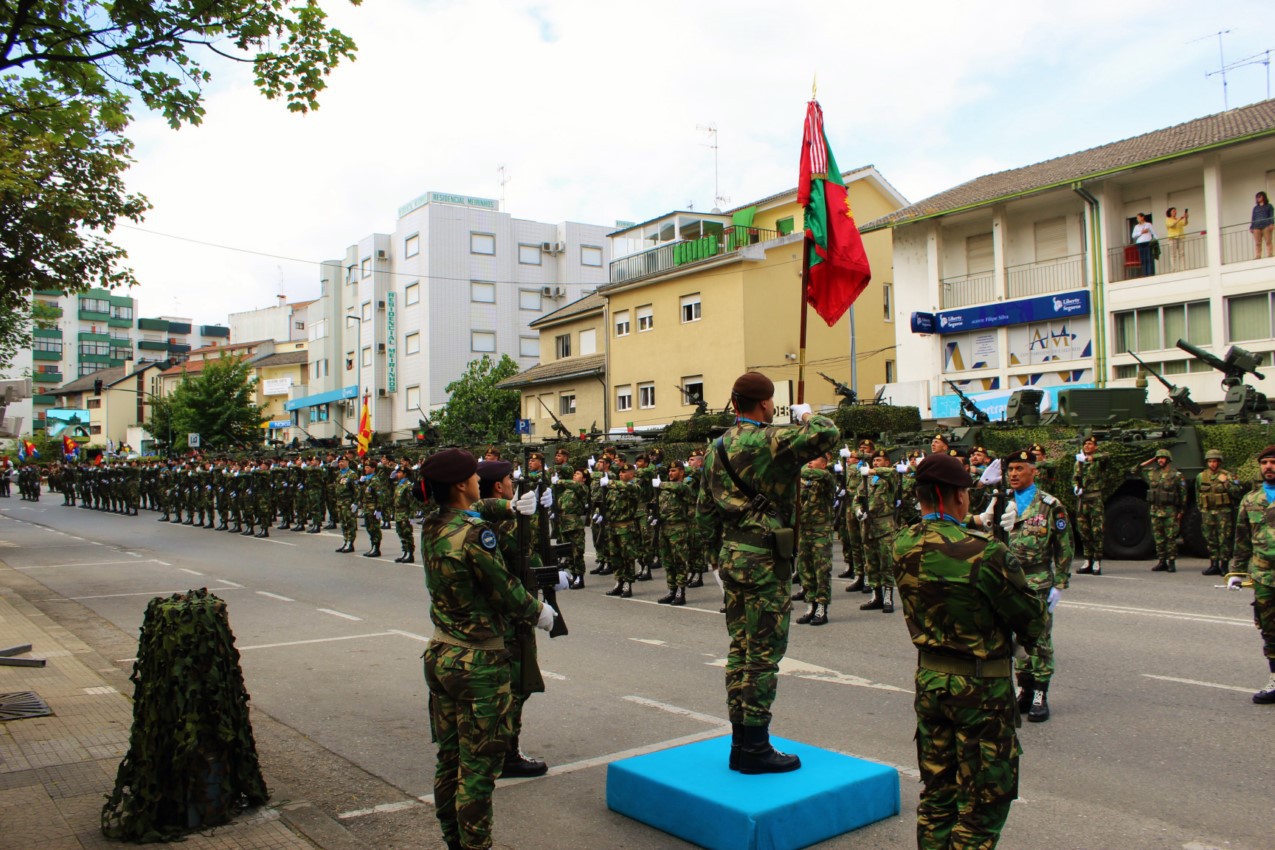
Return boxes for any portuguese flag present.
[798,100,871,326]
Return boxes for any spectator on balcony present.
[1131,212,1158,278]
[1165,207,1189,271]
[1251,191,1274,259]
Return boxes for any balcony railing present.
[1107,231,1208,283]
[1006,254,1084,299]
[32,371,62,383]
[609,226,780,285]
[939,272,995,309]
[1220,221,1275,264]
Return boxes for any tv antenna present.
[497,164,510,211]
[697,123,729,212]
[1191,29,1234,109]
[1207,47,1275,102]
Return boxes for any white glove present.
[895,462,908,473]
[539,488,553,508]
[859,465,872,477]
[1047,587,1062,613]
[977,498,996,530]
[1073,486,1082,496]
[999,499,1018,532]
[837,488,847,498]
[514,490,538,516]
[833,463,843,473]
[1075,452,1086,463]
[551,474,559,485]
[839,446,852,459]
[512,467,522,480]
[649,517,659,527]
[599,475,610,487]
[855,509,866,521]
[651,475,661,488]
[895,499,902,507]
[790,402,812,421]
[555,570,571,591]
[592,512,603,525]
[1227,575,1244,590]
[587,456,596,468]
[536,602,557,631]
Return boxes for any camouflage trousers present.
[559,524,586,577]
[1019,601,1055,685]
[1150,506,1180,560]
[424,642,513,850]
[796,530,833,604]
[277,492,295,525]
[302,488,323,527]
[914,669,1020,850]
[1076,497,1104,559]
[845,515,865,576]
[1201,508,1234,561]
[590,522,609,569]
[609,522,638,582]
[339,503,358,543]
[363,510,382,546]
[865,530,897,589]
[720,546,792,726]
[659,523,691,590]
[1254,581,1275,662]
[396,516,414,554]
[638,519,656,567]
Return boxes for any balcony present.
[108,315,134,328]
[33,327,62,339]
[32,371,62,383]
[1006,254,1084,299]
[137,339,168,351]
[137,318,169,332]
[1220,222,1275,264]
[78,331,109,342]
[609,226,781,285]
[939,272,995,309]
[78,308,110,322]
[167,321,191,335]
[168,342,191,354]
[34,349,62,361]
[200,325,230,338]
[33,395,56,406]
[1108,231,1208,283]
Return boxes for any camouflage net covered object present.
[102,588,268,842]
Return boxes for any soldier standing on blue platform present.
[1227,444,1275,704]
[894,451,1047,850]
[696,371,838,774]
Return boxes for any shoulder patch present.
[1041,493,1057,505]
[1055,517,1068,531]
[479,528,498,551]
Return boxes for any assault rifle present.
[944,380,991,425]
[519,446,568,639]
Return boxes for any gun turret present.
[1176,340,1269,422]
[1129,351,1202,418]
[536,397,573,440]
[818,372,857,405]
[676,385,709,416]
[944,380,990,425]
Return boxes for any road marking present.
[623,695,729,728]
[388,629,429,642]
[83,686,117,696]
[338,800,421,820]
[216,580,244,588]
[610,596,723,615]
[704,655,910,694]
[155,560,172,566]
[63,588,247,601]
[123,552,140,557]
[236,632,395,652]
[1142,674,1253,694]
[317,608,362,621]
[21,559,159,569]
[178,568,202,575]
[1064,600,1250,626]
[256,591,295,602]
[542,670,566,681]
[630,638,667,646]
[256,537,296,546]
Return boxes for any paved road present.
[1,498,1268,850]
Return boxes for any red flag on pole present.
[799,100,871,326]
[356,395,373,457]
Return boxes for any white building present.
[865,99,1275,419]
[287,192,612,442]
[229,296,315,345]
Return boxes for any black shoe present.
[1167,560,1176,573]
[325,522,337,530]
[231,523,242,533]
[335,543,351,553]
[502,737,549,778]
[836,568,853,579]
[569,574,584,590]
[1027,686,1050,722]
[158,515,169,522]
[796,602,816,624]
[279,521,291,530]
[255,529,268,538]
[307,525,320,534]
[860,588,884,610]
[1253,675,1275,704]
[241,527,255,536]
[688,572,704,588]
[791,587,806,602]
[597,564,615,576]
[620,581,632,598]
[882,586,895,614]
[1017,673,1035,715]
[810,602,828,626]
[636,565,652,581]
[671,586,686,606]
[729,724,801,774]
[657,590,676,604]
[844,574,864,592]
[588,565,603,574]
[1202,560,1221,576]
[1151,559,1169,572]
[183,518,194,525]
[605,581,625,597]
[1076,559,1094,575]
[401,553,414,564]
[394,553,407,563]
[363,546,381,558]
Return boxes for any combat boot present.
[881,586,895,614]
[605,580,625,596]
[636,564,652,582]
[860,587,884,610]
[656,589,676,604]
[307,523,321,534]
[845,574,865,593]
[836,566,853,579]
[1151,559,1169,571]
[1028,684,1050,722]
[502,736,548,778]
[256,528,269,538]
[688,571,704,588]
[183,516,194,526]
[569,574,584,590]
[325,521,337,529]
[401,552,414,564]
[791,587,806,602]
[671,586,686,606]
[1167,559,1176,573]
[1017,672,1035,714]
[620,581,633,599]
[1092,559,1102,576]
[796,602,816,624]
[158,513,169,522]
[241,524,255,536]
[217,520,228,531]
[335,542,352,553]
[728,723,801,774]
[231,521,242,533]
[363,544,381,558]
[278,521,291,530]
[1076,558,1094,574]
[394,552,408,563]
[1202,559,1222,576]
[809,603,828,626]
[1252,672,1275,705]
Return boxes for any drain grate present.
[0,691,53,721]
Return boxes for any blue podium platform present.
[606,735,899,850]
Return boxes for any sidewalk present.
[0,583,336,850]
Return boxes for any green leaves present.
[429,354,523,445]
[152,355,265,452]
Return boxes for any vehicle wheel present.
[1104,495,1154,560]
[1180,505,1207,558]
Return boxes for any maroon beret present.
[915,453,972,488]
[476,459,513,482]
[731,371,774,402]
[1258,445,1275,461]
[422,448,478,484]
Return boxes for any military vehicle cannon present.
[1177,340,1270,423]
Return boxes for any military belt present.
[918,651,1012,678]
[429,632,506,652]
[723,529,773,548]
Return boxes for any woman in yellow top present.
[1165,206,1189,271]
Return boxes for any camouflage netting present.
[831,404,923,439]
[102,589,267,842]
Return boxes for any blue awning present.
[284,385,358,411]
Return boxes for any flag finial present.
[811,75,817,100]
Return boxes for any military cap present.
[1259,445,1275,461]
[907,449,925,459]
[648,447,664,460]
[1204,449,1224,461]
[971,445,987,455]
[1154,449,1172,460]
[476,459,513,482]
[528,451,544,461]
[667,459,685,471]
[872,448,889,461]
[1007,448,1039,465]
[613,461,632,472]
[482,445,502,459]
[731,371,774,402]
[421,448,478,484]
[948,448,969,460]
[1030,443,1047,455]
[932,432,949,442]
[915,453,972,488]
[858,438,876,449]
[689,448,705,458]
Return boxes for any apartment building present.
[44,361,168,452]
[229,296,314,344]
[866,99,1275,419]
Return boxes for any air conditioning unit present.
[555,242,566,253]
[376,249,387,259]
[540,241,554,253]
[541,286,554,297]
[553,286,567,298]
[377,342,386,353]
[377,300,386,310]
[377,388,388,398]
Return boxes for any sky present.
[112,0,1275,326]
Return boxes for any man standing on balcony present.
[1132,212,1157,278]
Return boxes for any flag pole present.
[797,235,812,405]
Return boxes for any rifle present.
[978,459,1009,543]
[944,380,991,425]
[537,397,574,441]
[522,446,568,639]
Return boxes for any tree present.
[150,356,264,452]
[0,1,360,367]
[429,355,522,445]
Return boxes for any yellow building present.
[251,342,309,445]
[46,362,167,452]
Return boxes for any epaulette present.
[1042,493,1058,506]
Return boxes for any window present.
[519,289,542,311]
[555,333,571,359]
[616,385,632,411]
[111,305,133,321]
[776,216,795,236]
[346,264,356,285]
[362,347,372,367]
[471,281,496,303]
[519,244,542,265]
[406,385,420,411]
[294,320,305,330]
[405,234,420,258]
[90,424,102,436]
[519,336,539,357]
[312,359,329,380]
[78,362,106,377]
[966,233,994,274]
[579,328,596,355]
[33,338,62,354]
[361,257,372,278]
[638,382,655,409]
[345,351,354,371]
[1114,300,1211,353]
[1034,217,1068,261]
[681,376,703,406]
[637,305,654,332]
[885,359,896,383]
[559,393,576,415]
[471,331,496,352]
[361,301,372,322]
[80,297,109,314]
[1227,292,1272,342]
[680,294,701,323]
[86,398,102,409]
[405,332,420,355]
[471,232,496,255]
[614,310,630,337]
[312,404,330,422]
[882,284,892,322]
[405,282,420,305]
[581,245,603,267]
[79,341,110,357]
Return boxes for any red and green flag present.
[798,100,871,326]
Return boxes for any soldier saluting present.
[1196,449,1238,577]
[1138,449,1186,573]
[1227,444,1275,705]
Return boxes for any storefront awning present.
[284,385,357,411]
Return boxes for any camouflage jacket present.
[334,469,358,503]
[863,467,899,540]
[1140,464,1186,509]
[1072,453,1105,502]
[893,520,1048,660]
[1233,487,1275,588]
[657,480,696,526]
[393,479,415,516]
[557,480,588,531]
[798,466,836,537]
[359,473,387,510]
[421,507,540,646]
[604,479,642,523]
[1005,487,1073,590]
[1195,468,1238,510]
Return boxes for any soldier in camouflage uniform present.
[588,456,612,576]
[684,448,715,587]
[357,460,385,557]
[977,448,1072,723]
[602,461,642,598]
[856,449,902,613]
[1073,435,1105,575]
[893,451,1048,850]
[632,453,657,580]
[654,461,696,606]
[696,372,838,774]
[839,439,876,593]
[392,466,416,563]
[557,468,589,589]
[1138,449,1186,572]
[1228,444,1275,704]
[418,449,555,850]
[333,457,358,553]
[1197,449,1239,576]
[251,460,273,538]
[794,453,835,625]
